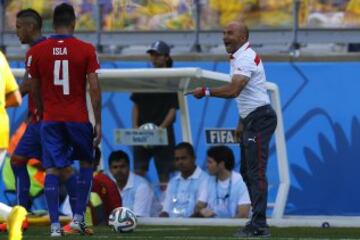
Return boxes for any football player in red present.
[30,3,101,237]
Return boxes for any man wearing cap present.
[130,40,178,192]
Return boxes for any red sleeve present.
[104,176,122,212]
[93,173,122,218]
[87,44,100,74]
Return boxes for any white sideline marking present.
[138,216,360,227]
[136,227,192,232]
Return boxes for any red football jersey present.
[92,171,122,219]
[25,37,47,122]
[29,35,100,122]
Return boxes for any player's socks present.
[64,173,77,214]
[44,174,60,224]
[75,167,93,216]
[11,163,30,209]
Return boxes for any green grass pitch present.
[6,225,360,239]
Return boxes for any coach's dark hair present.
[16,8,42,30]
[53,3,76,28]
[108,150,130,167]
[207,146,235,171]
[175,142,195,158]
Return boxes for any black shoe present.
[234,224,271,238]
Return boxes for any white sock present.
[0,150,6,169]
[73,214,84,223]
[0,202,12,219]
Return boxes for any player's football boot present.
[0,218,29,233]
[64,220,93,235]
[234,223,271,238]
[50,223,63,237]
[0,223,7,232]
[7,206,27,240]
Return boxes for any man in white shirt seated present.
[195,146,251,218]
[108,150,154,217]
[159,142,209,218]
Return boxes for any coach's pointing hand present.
[191,87,211,99]
[192,87,204,99]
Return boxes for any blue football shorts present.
[13,122,42,160]
[41,121,94,169]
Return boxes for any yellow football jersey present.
[0,51,18,149]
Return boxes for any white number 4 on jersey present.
[54,60,69,95]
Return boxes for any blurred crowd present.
[3,0,360,31]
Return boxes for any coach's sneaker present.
[68,220,93,235]
[234,223,271,238]
[50,223,63,237]
[7,206,27,240]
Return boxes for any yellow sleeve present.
[209,0,220,10]
[346,0,360,13]
[0,52,18,94]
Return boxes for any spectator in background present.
[344,0,360,51]
[109,150,154,217]
[195,146,250,219]
[130,40,178,189]
[92,147,122,220]
[344,0,360,26]
[5,0,52,30]
[305,0,347,27]
[256,0,293,27]
[206,0,257,28]
[159,142,208,218]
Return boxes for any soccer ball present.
[108,207,137,233]
[140,122,158,130]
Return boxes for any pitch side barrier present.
[11,67,289,221]
[138,216,360,228]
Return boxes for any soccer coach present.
[190,21,277,238]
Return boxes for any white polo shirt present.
[197,171,250,218]
[230,41,270,119]
[117,171,154,217]
[162,166,209,217]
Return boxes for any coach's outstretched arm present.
[191,74,249,99]
[88,72,102,147]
